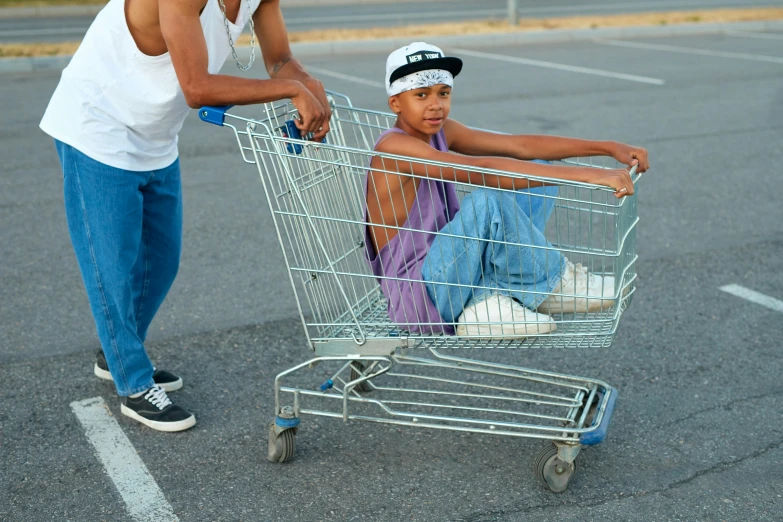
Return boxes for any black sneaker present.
[94,350,183,392]
[120,385,196,432]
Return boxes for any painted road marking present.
[70,397,179,522]
[725,30,783,42]
[305,65,384,89]
[596,39,783,64]
[451,48,665,85]
[719,284,783,313]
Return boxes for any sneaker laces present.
[574,262,600,287]
[560,258,578,287]
[560,259,599,293]
[144,385,172,410]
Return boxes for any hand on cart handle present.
[610,142,650,173]
[302,76,332,126]
[592,166,637,198]
[291,80,331,141]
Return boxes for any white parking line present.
[596,39,783,64]
[719,284,783,313]
[451,48,665,85]
[305,65,384,89]
[71,397,179,522]
[725,31,783,42]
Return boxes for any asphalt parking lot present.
[2,28,783,521]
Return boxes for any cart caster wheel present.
[267,423,296,463]
[350,361,373,393]
[533,444,578,493]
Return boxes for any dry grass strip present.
[2,7,782,58]
[0,41,80,57]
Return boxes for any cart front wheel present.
[267,424,296,463]
[533,443,578,493]
[350,361,373,393]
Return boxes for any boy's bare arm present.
[158,0,327,133]
[376,132,636,197]
[443,119,650,172]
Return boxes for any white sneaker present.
[456,295,557,338]
[537,259,615,314]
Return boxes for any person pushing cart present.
[40,0,330,432]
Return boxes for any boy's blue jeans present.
[421,186,565,324]
[55,140,182,396]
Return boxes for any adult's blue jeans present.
[55,140,182,396]
[421,186,565,324]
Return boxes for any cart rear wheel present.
[350,361,373,393]
[533,443,578,493]
[267,424,296,463]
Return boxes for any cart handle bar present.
[198,105,642,186]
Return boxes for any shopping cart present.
[199,92,640,492]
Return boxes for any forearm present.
[476,157,595,189]
[413,156,593,191]
[513,135,617,161]
[266,54,311,82]
[182,75,302,108]
[382,139,596,191]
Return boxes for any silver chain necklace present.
[218,0,255,71]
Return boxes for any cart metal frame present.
[199,91,640,492]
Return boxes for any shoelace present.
[144,386,172,410]
[561,260,598,292]
[573,262,599,285]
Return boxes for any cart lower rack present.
[199,92,639,492]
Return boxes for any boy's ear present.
[388,95,402,114]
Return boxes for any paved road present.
[2,28,783,521]
[1,0,783,43]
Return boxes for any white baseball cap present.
[384,42,463,97]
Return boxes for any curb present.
[0,54,72,73]
[2,19,783,75]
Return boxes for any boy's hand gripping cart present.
[200,92,641,492]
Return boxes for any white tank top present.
[40,0,261,171]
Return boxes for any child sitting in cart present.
[364,42,649,337]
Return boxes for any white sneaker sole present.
[120,404,196,432]
[456,321,557,338]
[537,298,615,314]
[94,364,183,392]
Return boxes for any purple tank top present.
[364,127,461,335]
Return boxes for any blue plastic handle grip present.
[279,119,327,154]
[579,386,618,447]
[199,105,233,126]
[279,120,304,154]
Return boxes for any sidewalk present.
[0,0,450,19]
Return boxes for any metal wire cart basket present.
[199,92,640,492]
